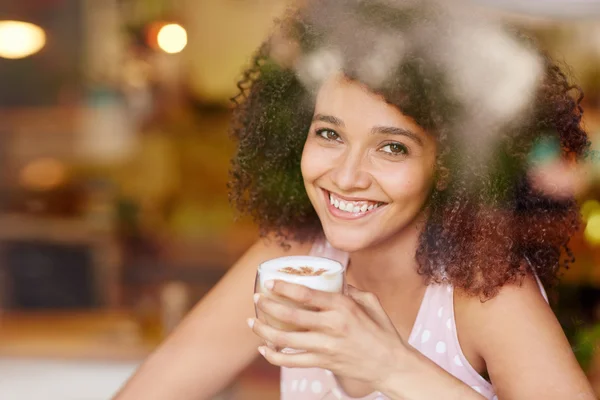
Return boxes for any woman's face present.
[301,75,438,252]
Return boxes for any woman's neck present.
[346,215,427,300]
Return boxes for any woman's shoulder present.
[454,274,551,336]
[453,274,558,370]
[454,273,549,319]
[454,275,592,397]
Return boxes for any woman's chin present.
[322,228,374,253]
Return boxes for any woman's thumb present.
[346,285,395,331]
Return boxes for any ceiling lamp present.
[0,20,46,59]
[156,23,187,54]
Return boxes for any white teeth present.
[328,192,382,214]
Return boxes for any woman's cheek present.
[302,142,334,177]
[380,165,430,197]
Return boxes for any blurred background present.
[0,0,599,399]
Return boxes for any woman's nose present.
[330,152,372,192]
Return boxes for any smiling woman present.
[229,3,588,300]
[300,75,437,253]
[114,1,595,400]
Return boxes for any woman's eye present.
[316,129,340,141]
[381,143,408,155]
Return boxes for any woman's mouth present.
[322,189,387,220]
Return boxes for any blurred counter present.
[0,310,280,399]
[0,310,156,361]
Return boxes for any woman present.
[115,1,596,399]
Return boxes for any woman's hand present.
[247,280,410,388]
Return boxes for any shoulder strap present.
[524,255,549,303]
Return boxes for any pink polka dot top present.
[280,237,548,400]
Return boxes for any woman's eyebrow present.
[312,114,345,127]
[371,126,424,147]
[312,115,424,147]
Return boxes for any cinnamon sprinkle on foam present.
[278,266,328,276]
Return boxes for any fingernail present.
[253,293,260,304]
[258,346,266,356]
[265,280,274,290]
[247,318,255,329]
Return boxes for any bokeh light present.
[157,23,187,54]
[582,200,600,223]
[585,211,600,245]
[19,158,67,191]
[0,20,46,59]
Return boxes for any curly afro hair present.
[228,0,589,299]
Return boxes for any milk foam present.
[258,256,344,292]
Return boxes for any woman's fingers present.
[253,293,277,349]
[248,317,334,354]
[257,281,395,334]
[255,292,346,336]
[346,285,396,332]
[256,345,322,368]
[264,279,349,311]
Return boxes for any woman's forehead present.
[314,74,428,137]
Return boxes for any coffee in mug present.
[254,256,346,352]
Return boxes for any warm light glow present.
[585,211,600,245]
[19,158,67,191]
[157,24,187,54]
[581,200,600,222]
[0,20,46,59]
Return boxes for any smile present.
[323,189,387,219]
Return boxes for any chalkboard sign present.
[3,240,97,309]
